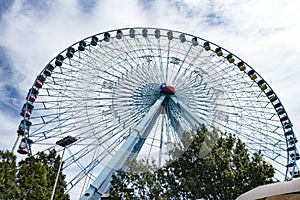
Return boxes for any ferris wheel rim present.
[14,27,300,198]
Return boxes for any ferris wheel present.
[12,27,299,199]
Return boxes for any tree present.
[0,149,69,200]
[110,126,275,199]
[0,150,20,199]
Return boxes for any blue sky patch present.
[205,13,223,26]
[0,46,13,77]
[23,0,50,10]
[0,0,15,21]
[3,84,22,100]
[0,46,23,117]
[77,0,98,13]
[0,84,23,117]
[138,0,155,9]
[19,0,51,18]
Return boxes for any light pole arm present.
[50,147,66,200]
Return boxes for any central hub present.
[160,83,175,95]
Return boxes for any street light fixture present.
[50,136,77,200]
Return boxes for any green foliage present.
[0,150,20,199]
[0,149,69,200]
[110,126,275,199]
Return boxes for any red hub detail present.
[160,83,175,95]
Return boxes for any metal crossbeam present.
[170,96,204,128]
[80,95,165,200]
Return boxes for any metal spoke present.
[12,28,299,199]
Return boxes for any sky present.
[0,0,299,195]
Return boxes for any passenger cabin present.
[17,119,32,136]
[17,138,33,155]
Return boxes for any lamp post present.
[50,136,77,200]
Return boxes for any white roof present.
[236,178,300,200]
